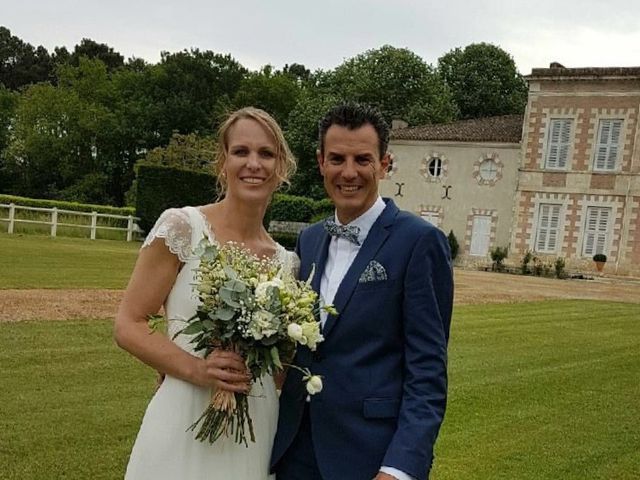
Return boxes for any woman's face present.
[223,118,279,204]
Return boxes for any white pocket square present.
[359,260,387,283]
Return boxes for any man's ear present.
[316,149,325,176]
[378,153,391,179]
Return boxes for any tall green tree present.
[327,45,458,125]
[0,85,18,191]
[438,42,528,119]
[147,50,247,143]
[69,38,124,72]
[285,87,340,199]
[233,66,302,127]
[4,58,123,204]
[0,27,55,89]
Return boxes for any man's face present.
[318,124,390,224]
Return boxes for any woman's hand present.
[191,350,251,393]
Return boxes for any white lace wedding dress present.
[124,206,298,480]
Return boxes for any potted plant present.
[592,253,607,273]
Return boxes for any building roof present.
[528,63,640,80]
[390,114,523,143]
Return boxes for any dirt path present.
[1,270,638,322]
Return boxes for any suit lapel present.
[310,228,330,294]
[322,200,398,338]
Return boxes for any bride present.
[114,107,298,479]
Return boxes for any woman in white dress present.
[114,107,297,479]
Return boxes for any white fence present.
[0,203,142,241]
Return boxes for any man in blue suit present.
[271,103,453,480]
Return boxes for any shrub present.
[532,256,543,276]
[447,230,459,260]
[0,194,134,216]
[521,250,533,274]
[135,164,217,233]
[271,232,298,250]
[268,194,315,223]
[555,257,567,279]
[312,198,334,221]
[593,253,607,263]
[490,246,509,272]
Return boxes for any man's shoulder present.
[393,208,442,239]
[300,220,325,237]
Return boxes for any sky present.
[3,0,640,75]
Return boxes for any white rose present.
[301,322,323,350]
[287,323,304,342]
[306,375,323,395]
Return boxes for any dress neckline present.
[193,206,286,263]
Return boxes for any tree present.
[438,43,528,119]
[141,132,216,172]
[233,66,302,127]
[327,45,458,125]
[70,38,124,71]
[0,27,55,89]
[284,88,340,199]
[0,85,18,191]
[283,63,311,83]
[147,50,247,143]
[3,59,122,204]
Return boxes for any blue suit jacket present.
[271,199,453,480]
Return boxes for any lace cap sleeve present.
[282,249,301,279]
[141,208,193,262]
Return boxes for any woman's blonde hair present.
[214,107,296,196]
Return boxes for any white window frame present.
[593,118,623,172]
[581,206,612,257]
[469,215,492,256]
[544,118,573,170]
[479,159,499,181]
[534,203,563,253]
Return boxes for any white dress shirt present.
[319,196,415,480]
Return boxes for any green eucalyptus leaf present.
[270,346,282,369]
[180,321,204,335]
[219,288,240,308]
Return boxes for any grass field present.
[0,233,139,289]
[0,301,638,479]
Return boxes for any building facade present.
[513,65,640,276]
[381,64,640,276]
[379,115,522,266]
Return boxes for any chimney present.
[549,62,565,69]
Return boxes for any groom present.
[271,103,453,480]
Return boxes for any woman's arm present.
[114,238,249,392]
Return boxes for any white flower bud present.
[306,375,323,395]
[287,323,304,342]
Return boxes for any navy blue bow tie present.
[324,218,361,245]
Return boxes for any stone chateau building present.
[379,63,640,276]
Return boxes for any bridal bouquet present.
[175,237,331,446]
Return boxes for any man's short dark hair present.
[318,103,389,159]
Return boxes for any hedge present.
[135,164,217,233]
[0,194,135,216]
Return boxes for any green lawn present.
[0,301,638,479]
[0,233,139,289]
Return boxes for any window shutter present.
[546,119,572,169]
[536,204,561,253]
[607,121,622,170]
[558,120,572,168]
[594,119,622,171]
[583,207,612,256]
